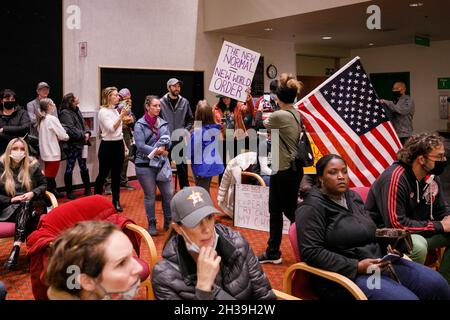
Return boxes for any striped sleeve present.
[385,166,442,233]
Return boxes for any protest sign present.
[234,184,290,234]
[209,41,261,102]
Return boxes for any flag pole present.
[296,56,361,106]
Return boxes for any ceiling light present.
[322,36,333,40]
[264,28,273,31]
[368,43,375,46]
[409,3,423,7]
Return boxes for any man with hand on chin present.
[366,132,450,285]
[151,186,275,300]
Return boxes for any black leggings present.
[266,167,302,256]
[4,200,45,242]
[94,140,125,202]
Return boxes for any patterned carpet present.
[0,176,295,300]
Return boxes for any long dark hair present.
[60,93,77,111]
[217,96,237,113]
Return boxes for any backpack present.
[280,110,314,171]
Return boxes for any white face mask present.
[98,279,141,300]
[10,150,25,162]
[181,227,219,254]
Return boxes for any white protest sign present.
[234,184,290,234]
[209,41,261,102]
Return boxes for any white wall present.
[204,0,370,31]
[63,0,200,108]
[351,40,450,134]
[296,55,336,76]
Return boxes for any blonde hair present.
[0,138,35,196]
[101,87,118,108]
[279,73,303,94]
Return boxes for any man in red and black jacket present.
[366,132,450,285]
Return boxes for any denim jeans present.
[354,258,450,300]
[136,166,172,224]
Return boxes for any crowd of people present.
[1,74,449,302]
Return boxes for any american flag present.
[296,57,401,187]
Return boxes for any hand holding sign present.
[209,41,260,102]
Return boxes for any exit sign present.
[438,78,450,89]
[415,35,430,47]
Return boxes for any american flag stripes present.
[296,57,402,187]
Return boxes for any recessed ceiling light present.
[322,36,333,40]
[409,2,423,7]
[264,28,273,31]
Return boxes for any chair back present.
[350,186,370,203]
[287,223,319,300]
[241,171,266,186]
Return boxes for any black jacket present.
[152,224,275,300]
[0,107,31,154]
[296,187,382,280]
[0,160,47,221]
[59,107,90,150]
[365,161,449,237]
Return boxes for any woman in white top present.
[37,98,69,198]
[94,87,128,212]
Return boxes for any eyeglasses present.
[426,154,447,161]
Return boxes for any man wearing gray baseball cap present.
[159,78,193,190]
[151,186,275,300]
[26,81,57,155]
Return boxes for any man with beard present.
[366,132,450,285]
[159,78,194,190]
[0,89,31,154]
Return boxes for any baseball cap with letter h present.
[171,187,219,228]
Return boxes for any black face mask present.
[2,101,16,110]
[392,90,402,101]
[423,159,447,176]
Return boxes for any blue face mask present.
[97,279,140,300]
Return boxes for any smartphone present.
[379,253,401,264]
[263,94,270,102]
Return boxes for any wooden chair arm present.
[283,262,367,300]
[45,191,58,208]
[124,223,158,268]
[272,289,301,300]
[241,171,266,187]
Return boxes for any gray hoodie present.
[159,93,193,137]
[384,95,415,138]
